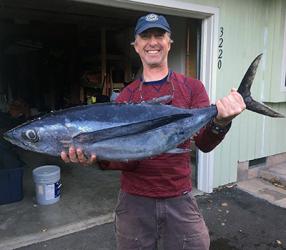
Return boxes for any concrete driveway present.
[16,186,286,250]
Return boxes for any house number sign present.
[218,27,224,69]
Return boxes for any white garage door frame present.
[73,0,219,193]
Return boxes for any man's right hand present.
[61,146,97,166]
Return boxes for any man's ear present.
[167,42,171,51]
[133,42,139,54]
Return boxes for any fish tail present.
[237,54,284,118]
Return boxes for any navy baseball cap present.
[134,13,171,36]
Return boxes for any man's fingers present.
[231,90,245,104]
[217,92,246,118]
[215,89,247,126]
[77,148,87,164]
[77,149,97,166]
[230,88,246,109]
[61,151,70,163]
[69,146,78,163]
[87,154,97,165]
[61,146,96,166]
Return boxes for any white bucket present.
[32,165,61,205]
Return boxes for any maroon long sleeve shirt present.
[99,71,230,198]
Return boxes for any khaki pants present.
[115,190,210,250]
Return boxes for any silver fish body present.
[3,103,217,161]
[74,106,217,161]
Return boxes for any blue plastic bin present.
[0,139,24,205]
[0,166,24,205]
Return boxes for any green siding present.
[213,103,286,188]
[179,0,286,187]
[263,0,286,102]
[212,0,286,188]
[182,0,286,100]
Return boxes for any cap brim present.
[136,23,170,35]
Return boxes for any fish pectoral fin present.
[73,113,193,143]
[129,95,172,104]
[165,148,191,154]
[144,95,172,104]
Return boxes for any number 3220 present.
[218,27,223,70]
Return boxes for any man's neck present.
[142,66,169,82]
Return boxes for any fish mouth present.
[3,130,14,143]
[3,130,28,149]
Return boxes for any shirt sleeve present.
[190,79,231,153]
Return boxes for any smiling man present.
[61,13,246,250]
[133,14,172,81]
[134,28,170,68]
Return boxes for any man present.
[61,13,245,250]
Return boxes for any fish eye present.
[22,129,39,142]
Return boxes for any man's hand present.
[214,88,246,127]
[61,146,97,166]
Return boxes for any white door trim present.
[198,14,219,193]
[73,0,219,193]
[281,14,286,92]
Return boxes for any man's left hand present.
[214,88,246,127]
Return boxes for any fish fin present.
[238,54,285,118]
[73,113,192,143]
[127,95,172,104]
[245,97,284,118]
[166,148,191,154]
[143,95,172,104]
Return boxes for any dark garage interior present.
[0,1,143,114]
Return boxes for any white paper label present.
[45,184,55,200]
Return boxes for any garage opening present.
[0,1,202,247]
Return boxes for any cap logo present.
[145,14,158,22]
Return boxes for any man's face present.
[134,28,172,68]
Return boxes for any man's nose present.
[148,35,158,45]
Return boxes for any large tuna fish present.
[3,54,284,161]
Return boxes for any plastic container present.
[0,166,23,205]
[0,139,24,205]
[33,165,61,205]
